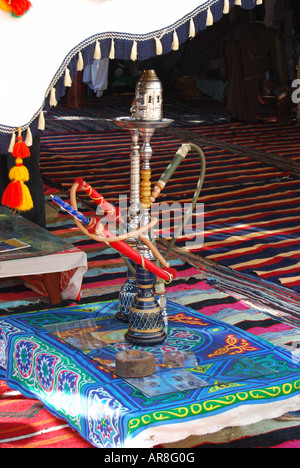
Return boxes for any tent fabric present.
[0,0,261,153]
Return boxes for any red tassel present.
[2,180,23,209]
[12,135,31,158]
[6,0,32,16]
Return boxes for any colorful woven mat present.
[1,298,300,448]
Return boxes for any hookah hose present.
[71,143,206,259]
[151,142,206,307]
[72,180,170,268]
[50,143,205,284]
[150,142,206,255]
[71,178,168,268]
[73,177,122,222]
[65,182,177,282]
[51,192,175,282]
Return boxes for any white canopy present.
[0,0,260,152]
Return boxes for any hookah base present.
[125,327,167,346]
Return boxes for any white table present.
[0,207,87,304]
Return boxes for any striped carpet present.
[0,381,92,448]
[39,120,300,295]
[166,121,300,292]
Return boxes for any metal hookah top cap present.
[134,69,163,121]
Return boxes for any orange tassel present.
[1,134,33,212]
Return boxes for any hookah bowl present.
[134,69,163,121]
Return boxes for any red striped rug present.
[187,121,300,161]
[39,125,300,294]
[0,381,93,448]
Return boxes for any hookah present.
[51,69,206,347]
